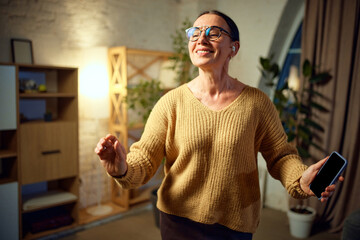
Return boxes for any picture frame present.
[11,38,34,64]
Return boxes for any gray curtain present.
[298,0,360,233]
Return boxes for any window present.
[277,22,302,90]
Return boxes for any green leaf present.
[125,78,164,124]
[298,125,311,140]
[270,64,280,79]
[275,91,288,103]
[298,130,310,141]
[310,101,329,112]
[303,88,326,99]
[287,132,296,142]
[288,102,299,110]
[287,116,297,128]
[299,104,310,115]
[309,72,332,84]
[302,59,312,77]
[310,141,324,151]
[260,57,271,70]
[304,118,324,132]
[297,146,311,158]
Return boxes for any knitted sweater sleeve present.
[256,91,310,199]
[113,93,170,189]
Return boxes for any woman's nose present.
[197,30,209,44]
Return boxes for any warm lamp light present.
[80,63,108,99]
[79,47,109,118]
[288,65,300,91]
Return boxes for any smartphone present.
[309,151,347,199]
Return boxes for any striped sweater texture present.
[115,84,309,233]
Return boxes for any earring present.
[232,46,236,52]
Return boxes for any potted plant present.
[259,56,331,158]
[287,202,316,238]
[259,56,332,238]
[125,78,164,125]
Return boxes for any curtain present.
[299,0,360,233]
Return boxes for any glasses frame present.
[185,26,233,42]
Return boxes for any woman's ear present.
[231,42,240,56]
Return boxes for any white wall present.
[0,0,289,210]
[216,0,287,87]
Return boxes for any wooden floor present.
[49,205,341,240]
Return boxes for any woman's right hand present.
[95,134,128,177]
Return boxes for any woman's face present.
[188,14,234,71]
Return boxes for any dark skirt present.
[159,211,253,240]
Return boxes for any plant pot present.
[287,206,316,239]
[150,188,160,228]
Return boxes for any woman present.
[95,10,342,240]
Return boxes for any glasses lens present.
[185,26,224,41]
[186,27,200,41]
[207,27,221,41]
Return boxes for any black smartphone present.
[309,151,347,199]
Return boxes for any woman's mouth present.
[196,49,213,55]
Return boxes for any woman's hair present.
[197,10,240,43]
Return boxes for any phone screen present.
[309,152,347,199]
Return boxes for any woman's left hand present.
[299,157,345,202]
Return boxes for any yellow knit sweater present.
[114,84,309,233]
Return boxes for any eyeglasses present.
[185,26,233,42]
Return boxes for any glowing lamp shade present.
[80,63,108,99]
[79,47,109,118]
[288,65,300,92]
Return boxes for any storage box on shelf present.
[0,63,79,240]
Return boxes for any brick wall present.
[0,0,181,63]
[0,0,185,209]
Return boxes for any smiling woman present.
[185,11,243,111]
[95,9,341,240]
